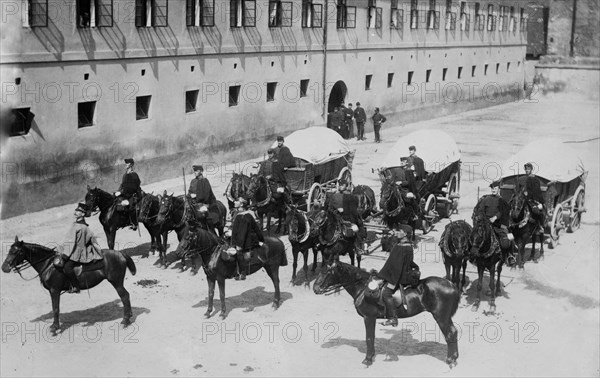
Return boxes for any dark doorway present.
[328,80,347,113]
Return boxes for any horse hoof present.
[362,358,373,366]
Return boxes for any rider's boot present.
[382,284,398,327]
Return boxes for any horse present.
[439,220,472,293]
[352,185,377,219]
[313,261,460,367]
[379,179,424,241]
[246,173,288,234]
[84,185,158,250]
[286,204,322,285]
[309,205,361,268]
[154,192,190,268]
[175,227,288,319]
[1,237,136,335]
[225,172,251,212]
[469,213,506,312]
[509,190,543,268]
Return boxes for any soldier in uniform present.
[274,136,296,169]
[353,102,367,141]
[115,158,142,230]
[188,165,217,231]
[61,203,104,293]
[324,179,366,255]
[472,184,512,253]
[408,145,427,182]
[518,162,546,233]
[377,229,420,326]
[231,198,264,280]
[371,107,386,143]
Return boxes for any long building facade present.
[0,0,529,218]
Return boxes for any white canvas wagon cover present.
[381,129,461,173]
[271,127,351,165]
[499,138,586,183]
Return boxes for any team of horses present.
[2,169,546,367]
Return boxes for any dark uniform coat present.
[473,194,510,228]
[119,172,141,198]
[275,145,296,168]
[231,211,265,251]
[518,175,544,204]
[377,242,417,287]
[189,177,217,204]
[409,155,426,181]
[63,220,104,263]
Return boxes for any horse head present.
[2,237,25,273]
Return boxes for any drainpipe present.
[569,0,578,57]
[322,0,329,119]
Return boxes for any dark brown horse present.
[84,186,158,250]
[313,261,460,367]
[1,237,136,335]
[309,205,361,268]
[439,220,472,293]
[469,213,506,312]
[286,204,322,285]
[247,173,288,234]
[509,190,543,268]
[175,227,288,319]
[225,172,251,212]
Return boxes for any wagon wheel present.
[337,167,353,191]
[548,204,564,249]
[567,188,585,233]
[307,183,325,212]
[438,173,459,219]
[421,194,437,233]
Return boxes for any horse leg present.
[264,266,282,309]
[472,265,484,311]
[217,278,227,319]
[433,315,459,368]
[205,278,216,318]
[362,316,377,366]
[49,289,61,335]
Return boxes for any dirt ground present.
[1,94,599,377]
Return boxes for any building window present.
[487,4,496,31]
[266,82,277,102]
[442,68,447,81]
[367,1,382,29]
[520,8,527,32]
[427,0,439,30]
[186,0,215,26]
[387,73,394,88]
[268,1,292,27]
[135,0,168,27]
[459,1,469,31]
[337,0,356,29]
[77,0,113,28]
[471,65,476,77]
[136,95,151,120]
[365,74,372,90]
[229,85,241,106]
[9,108,33,136]
[300,79,309,97]
[391,1,403,29]
[426,69,431,82]
[186,90,199,113]
[24,0,48,27]
[457,66,463,79]
[408,71,414,85]
[302,0,322,28]
[474,3,484,31]
[484,64,488,76]
[230,0,256,27]
[78,101,96,128]
[410,0,419,29]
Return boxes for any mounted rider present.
[230,198,264,281]
[324,179,366,255]
[259,148,290,204]
[274,136,296,169]
[114,158,142,230]
[517,162,546,234]
[59,203,104,293]
[473,184,513,253]
[188,165,218,232]
[376,229,420,326]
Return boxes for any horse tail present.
[122,252,137,276]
